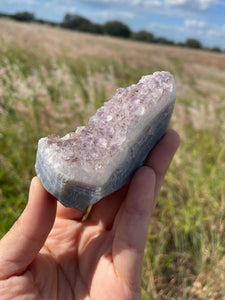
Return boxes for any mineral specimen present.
[35,71,176,210]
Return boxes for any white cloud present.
[1,0,223,48]
[80,0,132,6]
[2,0,220,17]
[43,2,76,13]
[165,0,217,10]
[165,0,186,5]
[88,10,134,21]
[6,0,34,4]
[148,19,225,49]
[197,0,217,10]
[184,18,225,38]
[185,19,207,28]
[80,0,218,11]
[59,0,221,12]
[140,0,162,7]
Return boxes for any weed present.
[0,19,225,299]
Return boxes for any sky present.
[0,0,224,49]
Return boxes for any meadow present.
[0,19,224,299]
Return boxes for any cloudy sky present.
[0,0,224,49]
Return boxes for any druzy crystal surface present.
[35,71,176,210]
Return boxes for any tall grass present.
[0,19,225,299]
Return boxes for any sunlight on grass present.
[0,19,225,299]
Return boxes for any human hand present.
[0,129,179,300]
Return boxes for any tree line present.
[0,11,222,53]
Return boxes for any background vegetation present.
[0,19,224,299]
[0,11,223,52]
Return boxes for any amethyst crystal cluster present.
[35,71,176,210]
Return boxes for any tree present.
[185,38,202,49]
[211,47,222,53]
[62,14,103,34]
[12,11,35,22]
[132,30,154,43]
[62,14,91,31]
[88,23,103,34]
[103,21,131,38]
[155,37,174,45]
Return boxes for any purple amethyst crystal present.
[35,71,176,210]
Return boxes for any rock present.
[35,71,176,210]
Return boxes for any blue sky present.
[0,0,224,49]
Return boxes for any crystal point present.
[35,71,176,210]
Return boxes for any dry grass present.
[0,18,225,299]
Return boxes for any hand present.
[0,129,179,300]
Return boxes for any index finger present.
[145,128,180,200]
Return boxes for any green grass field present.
[0,19,225,299]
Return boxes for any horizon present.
[0,0,224,50]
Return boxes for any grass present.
[0,18,225,299]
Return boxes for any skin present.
[0,129,179,300]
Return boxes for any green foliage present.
[155,37,175,45]
[0,10,223,51]
[185,38,203,49]
[211,47,222,53]
[62,14,103,34]
[103,20,132,38]
[132,30,155,43]
[12,11,35,22]
[0,21,225,298]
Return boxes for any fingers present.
[112,167,156,292]
[0,177,57,279]
[112,129,180,291]
[56,202,88,221]
[86,184,129,229]
[145,128,180,201]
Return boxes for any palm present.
[39,188,137,300]
[4,185,142,300]
[0,129,179,300]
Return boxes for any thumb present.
[0,177,57,279]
